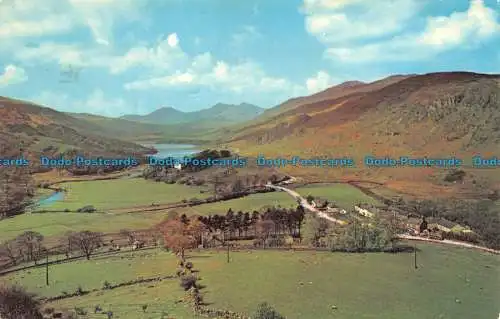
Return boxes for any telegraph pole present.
[45,250,49,286]
[414,243,418,269]
[226,243,230,263]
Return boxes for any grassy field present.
[1,183,380,242]
[0,212,167,243]
[196,245,499,319]
[176,183,378,216]
[295,183,382,208]
[5,251,193,318]
[176,192,298,216]
[37,179,209,211]
[3,245,498,319]
[46,279,195,318]
[4,250,177,296]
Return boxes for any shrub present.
[443,169,466,183]
[102,281,112,290]
[75,286,85,295]
[253,302,285,319]
[43,307,55,314]
[0,285,43,319]
[74,307,87,315]
[64,208,70,212]
[180,275,197,291]
[176,268,185,277]
[77,205,96,213]
[185,261,193,270]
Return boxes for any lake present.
[141,143,201,159]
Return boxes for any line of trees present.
[197,206,306,242]
[0,230,104,267]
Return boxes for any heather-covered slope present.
[227,72,500,198]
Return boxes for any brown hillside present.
[229,72,500,198]
[233,74,413,137]
[0,97,153,171]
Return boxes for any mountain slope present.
[120,102,264,125]
[227,72,500,198]
[121,107,187,124]
[0,97,153,167]
[228,74,414,134]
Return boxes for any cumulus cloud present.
[125,59,303,95]
[304,0,500,63]
[109,33,188,74]
[306,70,337,94]
[120,32,307,96]
[303,0,420,44]
[32,89,139,116]
[0,64,27,87]
[0,0,142,45]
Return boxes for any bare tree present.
[61,231,75,258]
[0,239,19,265]
[119,229,136,245]
[69,231,103,260]
[16,231,44,263]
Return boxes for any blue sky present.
[0,0,499,117]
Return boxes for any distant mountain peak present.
[120,102,263,125]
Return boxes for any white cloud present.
[109,33,188,74]
[0,64,28,87]
[303,0,420,44]
[191,52,213,72]
[306,70,337,94]
[124,59,304,96]
[230,25,262,46]
[0,0,142,45]
[305,0,500,63]
[13,42,96,67]
[32,89,138,116]
[167,33,179,47]
[418,0,500,47]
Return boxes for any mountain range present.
[121,102,264,125]
[225,71,500,198]
[1,71,499,197]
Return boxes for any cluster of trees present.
[159,205,401,252]
[158,212,207,258]
[0,230,103,267]
[327,218,398,252]
[197,206,306,242]
[0,231,46,266]
[399,197,500,249]
[0,145,34,218]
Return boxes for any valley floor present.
[3,245,498,319]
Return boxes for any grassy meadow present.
[2,244,498,319]
[193,244,500,319]
[295,183,382,208]
[2,182,380,243]
[0,212,167,243]
[5,251,193,318]
[37,179,210,211]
